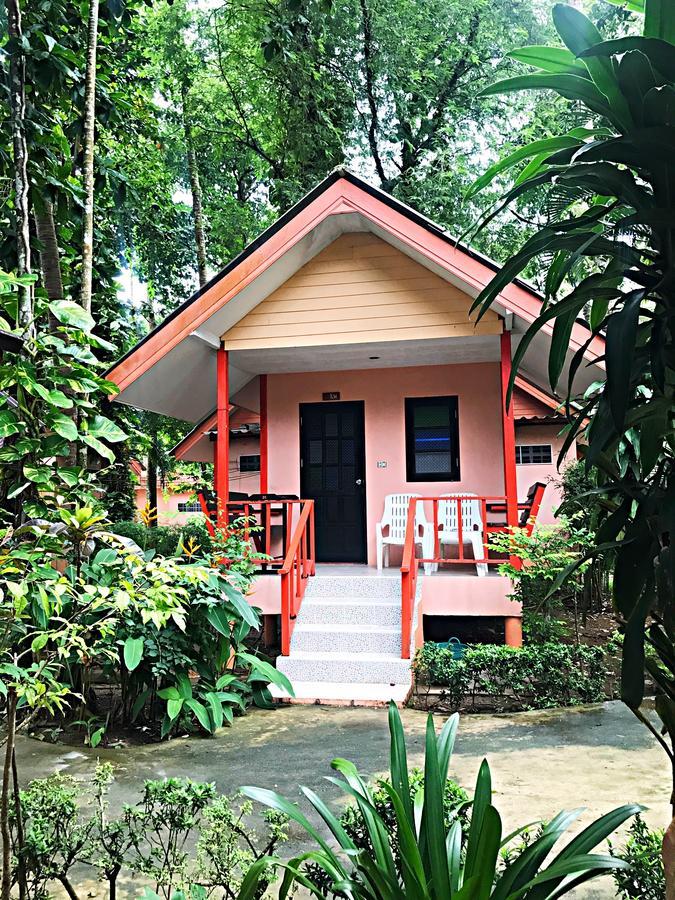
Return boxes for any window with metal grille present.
[405,396,460,482]
[177,501,202,513]
[239,454,260,472]
[515,444,553,465]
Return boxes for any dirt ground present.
[16,701,670,898]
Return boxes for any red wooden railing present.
[400,497,419,660]
[399,489,545,659]
[280,500,316,655]
[197,494,308,570]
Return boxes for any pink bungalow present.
[108,170,604,703]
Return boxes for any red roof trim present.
[108,170,605,395]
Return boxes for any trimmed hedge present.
[108,520,213,557]
[412,641,608,712]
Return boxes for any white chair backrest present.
[438,493,482,534]
[382,493,425,541]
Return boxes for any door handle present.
[355,478,363,485]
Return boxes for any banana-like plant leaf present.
[465,135,582,199]
[419,715,451,898]
[388,701,414,828]
[463,758,491,882]
[580,36,675,80]
[605,289,644,430]
[478,73,614,121]
[552,5,633,128]
[507,44,586,74]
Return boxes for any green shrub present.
[489,519,593,633]
[108,519,213,557]
[12,765,287,900]
[610,815,665,900]
[522,610,569,645]
[412,641,608,711]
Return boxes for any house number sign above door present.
[322,391,340,401]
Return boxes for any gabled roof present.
[107,169,605,424]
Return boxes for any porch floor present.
[314,563,503,578]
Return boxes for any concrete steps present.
[292,623,401,654]
[274,572,413,704]
[299,598,400,626]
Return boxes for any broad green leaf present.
[388,702,413,828]
[0,411,19,439]
[158,686,180,701]
[176,672,193,699]
[50,412,77,442]
[237,650,295,697]
[605,290,644,430]
[242,785,347,866]
[205,605,231,636]
[478,73,613,121]
[185,698,213,732]
[507,44,586,74]
[167,697,184,721]
[31,633,49,653]
[643,0,675,42]
[205,691,224,729]
[86,414,127,443]
[49,299,95,333]
[466,135,582,199]
[580,36,675,81]
[464,759,492,881]
[123,636,144,672]
[33,384,73,409]
[81,434,116,462]
[552,5,632,128]
[420,715,451,897]
[222,582,260,627]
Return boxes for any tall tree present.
[79,0,100,314]
[181,81,208,288]
[5,0,32,330]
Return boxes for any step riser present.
[293,629,401,654]
[305,577,400,600]
[277,656,410,684]
[300,603,400,626]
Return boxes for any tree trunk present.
[181,81,208,289]
[11,749,25,900]
[34,201,64,303]
[147,454,158,528]
[1,689,17,900]
[79,0,100,315]
[7,0,33,331]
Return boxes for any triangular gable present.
[223,233,500,351]
[107,169,605,424]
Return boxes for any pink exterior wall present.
[268,363,505,566]
[135,434,261,525]
[515,423,576,525]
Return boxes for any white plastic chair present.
[376,493,434,574]
[438,493,487,577]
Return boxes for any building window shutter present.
[515,444,553,465]
[239,454,261,472]
[405,396,460,482]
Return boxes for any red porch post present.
[212,436,219,496]
[216,346,229,523]
[500,330,518,530]
[259,374,268,494]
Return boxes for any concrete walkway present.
[16,702,671,897]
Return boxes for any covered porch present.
[171,324,531,658]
